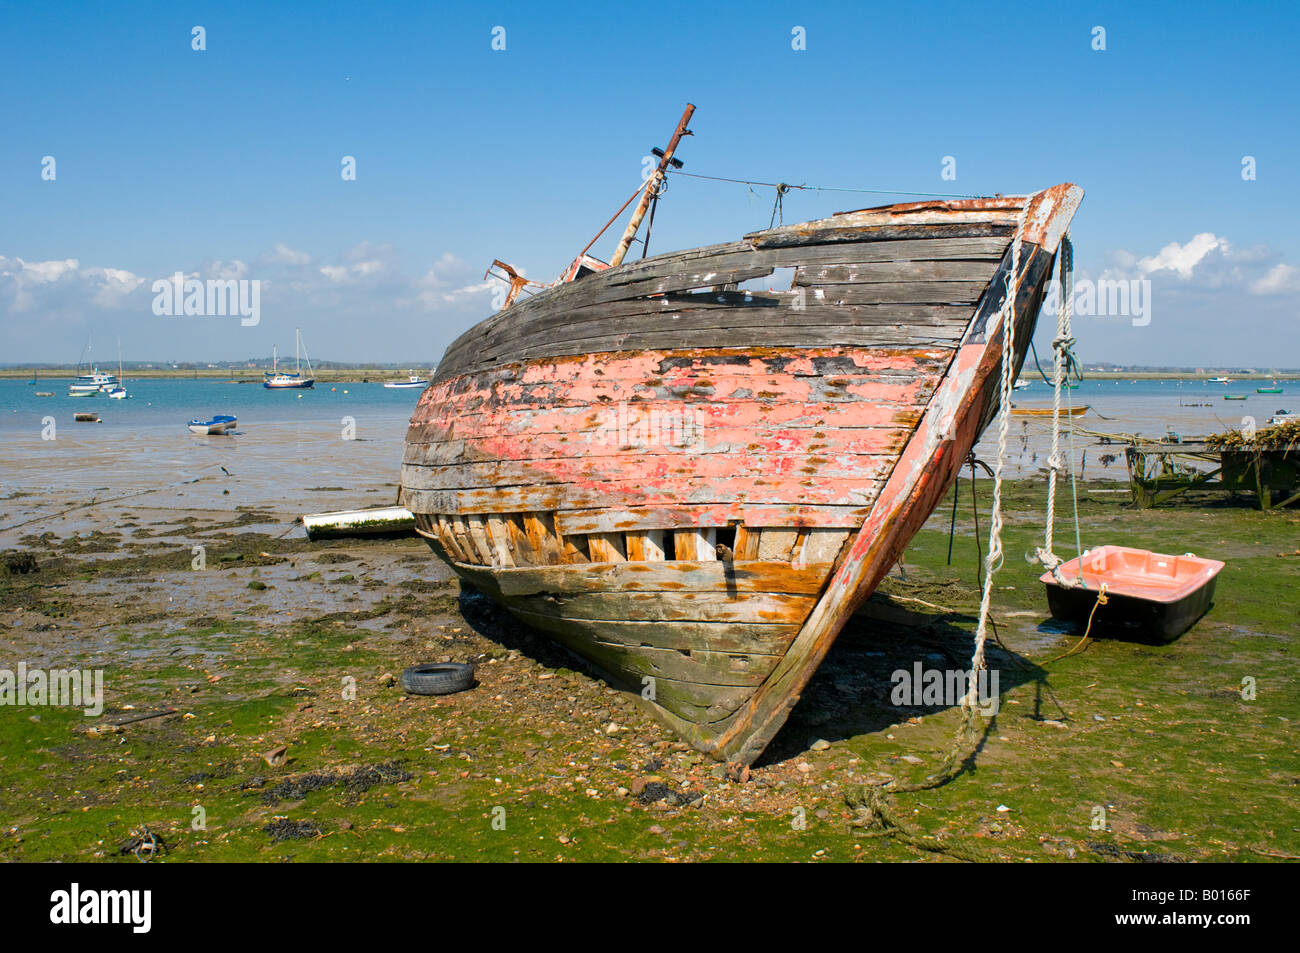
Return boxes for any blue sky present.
[2,0,1296,366]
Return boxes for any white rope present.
[1033,233,1084,586]
[962,206,1027,712]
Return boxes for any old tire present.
[400,663,475,696]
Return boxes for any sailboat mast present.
[609,104,695,268]
[301,330,313,377]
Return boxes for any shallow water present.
[976,377,1288,478]
[0,378,422,509]
[1,376,1290,509]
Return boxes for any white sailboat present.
[107,339,128,399]
[264,329,315,389]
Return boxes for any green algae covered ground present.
[1,480,1296,862]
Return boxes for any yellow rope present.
[1045,582,1109,663]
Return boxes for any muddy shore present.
[1,478,1296,862]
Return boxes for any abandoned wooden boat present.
[1041,546,1224,643]
[399,110,1082,764]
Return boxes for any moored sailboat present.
[107,339,129,399]
[264,330,315,389]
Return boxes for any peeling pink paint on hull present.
[404,346,942,517]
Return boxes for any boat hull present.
[1042,546,1224,643]
[401,185,1082,763]
[188,415,237,435]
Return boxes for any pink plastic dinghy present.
[1041,546,1225,644]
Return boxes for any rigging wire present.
[668,168,992,200]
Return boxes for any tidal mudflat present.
[2,474,1295,862]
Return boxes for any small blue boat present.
[188,414,237,435]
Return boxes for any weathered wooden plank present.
[642,680,750,723]
[465,514,496,565]
[642,529,666,561]
[401,475,887,514]
[790,528,811,568]
[587,532,626,563]
[584,641,776,687]
[470,302,973,360]
[554,617,796,655]
[625,532,646,562]
[484,515,515,568]
[505,514,545,567]
[734,524,760,560]
[560,533,590,564]
[407,381,942,439]
[800,528,851,564]
[467,314,970,371]
[461,559,827,597]
[552,504,869,535]
[507,326,965,360]
[523,512,561,565]
[672,527,716,561]
[450,516,479,565]
[495,607,769,710]
[413,521,456,564]
[430,346,952,407]
[401,451,897,493]
[755,235,1008,266]
[795,259,998,284]
[757,529,800,562]
[436,514,470,563]
[511,588,815,624]
[445,328,963,378]
[800,281,987,305]
[440,318,969,381]
[748,221,1016,248]
[405,421,918,468]
[490,292,974,325]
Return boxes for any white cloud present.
[267,243,311,266]
[0,256,145,313]
[411,254,496,309]
[1250,263,1300,295]
[1134,232,1226,279]
[1099,233,1300,297]
[85,266,146,307]
[205,259,249,280]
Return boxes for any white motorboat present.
[384,373,430,389]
